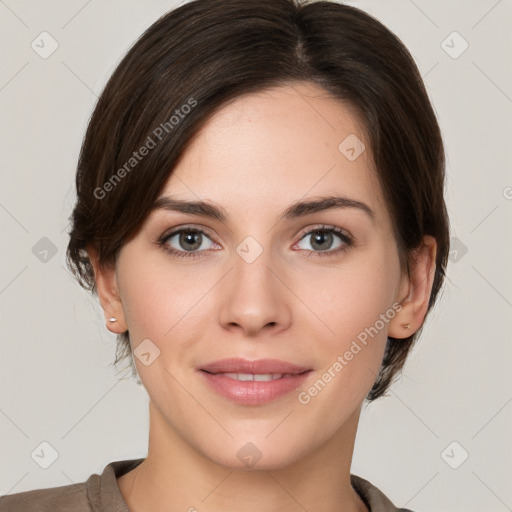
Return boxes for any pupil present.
[181,231,200,250]
[312,231,332,251]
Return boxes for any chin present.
[199,436,310,472]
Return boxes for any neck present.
[118,401,368,512]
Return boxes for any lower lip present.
[199,370,312,405]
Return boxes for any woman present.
[0,0,449,510]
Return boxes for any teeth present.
[220,373,285,381]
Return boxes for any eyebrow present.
[151,195,375,224]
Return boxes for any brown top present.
[0,458,415,512]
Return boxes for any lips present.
[200,358,311,375]
[198,358,313,405]
[216,372,294,381]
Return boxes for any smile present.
[213,372,297,381]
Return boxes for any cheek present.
[292,257,400,421]
[117,258,216,356]
[293,244,401,389]
[299,249,399,340]
[117,263,214,404]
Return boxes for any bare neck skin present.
[117,400,368,512]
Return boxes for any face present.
[108,82,409,469]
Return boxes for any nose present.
[218,249,292,337]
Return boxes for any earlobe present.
[86,244,127,333]
[388,235,437,339]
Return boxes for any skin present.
[87,81,436,512]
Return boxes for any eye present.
[156,224,353,260]
[157,226,219,260]
[294,225,353,257]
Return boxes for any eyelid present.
[156,222,354,259]
[159,223,352,244]
[294,223,353,243]
[159,223,218,243]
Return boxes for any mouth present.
[198,358,313,405]
[201,371,306,381]
[199,357,311,375]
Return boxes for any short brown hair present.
[66,0,450,401]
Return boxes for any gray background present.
[1,1,511,510]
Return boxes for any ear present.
[86,244,127,334]
[388,235,437,339]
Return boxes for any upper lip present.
[200,358,311,375]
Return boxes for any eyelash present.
[156,224,354,260]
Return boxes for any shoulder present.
[351,474,416,512]
[0,458,144,512]
[0,481,91,511]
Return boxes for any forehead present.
[159,82,389,228]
